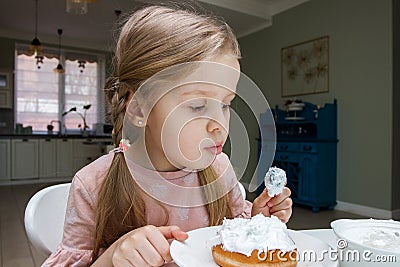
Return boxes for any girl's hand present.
[111,225,188,267]
[251,187,292,223]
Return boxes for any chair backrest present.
[24,183,71,256]
[238,182,246,200]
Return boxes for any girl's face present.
[144,55,240,171]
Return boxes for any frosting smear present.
[264,167,287,197]
[213,214,296,257]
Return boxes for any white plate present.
[171,226,338,267]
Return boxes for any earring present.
[138,119,143,126]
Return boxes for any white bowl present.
[330,219,400,266]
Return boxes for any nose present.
[207,118,222,133]
[206,104,227,133]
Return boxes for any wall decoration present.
[281,36,329,97]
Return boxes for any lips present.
[205,142,223,155]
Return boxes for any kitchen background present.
[0,0,398,242]
[237,0,399,218]
[0,0,399,266]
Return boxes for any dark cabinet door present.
[298,154,317,202]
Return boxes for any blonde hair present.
[91,4,240,263]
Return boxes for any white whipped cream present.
[344,227,400,253]
[362,229,400,252]
[213,214,296,257]
[264,167,287,197]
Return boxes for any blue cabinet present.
[298,154,317,202]
[258,100,337,212]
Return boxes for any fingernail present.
[267,202,273,207]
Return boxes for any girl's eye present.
[190,105,206,112]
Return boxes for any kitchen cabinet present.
[0,90,12,108]
[57,139,73,178]
[258,100,337,212]
[72,139,106,174]
[298,153,317,202]
[0,71,12,109]
[0,140,10,179]
[0,136,110,183]
[11,139,39,180]
[39,139,57,178]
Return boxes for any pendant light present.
[66,0,97,15]
[35,55,44,69]
[78,60,86,73]
[54,29,65,74]
[66,0,88,15]
[29,0,43,55]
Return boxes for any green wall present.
[239,0,393,210]
[392,0,400,212]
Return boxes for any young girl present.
[43,5,292,267]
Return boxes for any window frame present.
[14,43,106,134]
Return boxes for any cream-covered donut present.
[264,167,287,197]
[211,214,297,267]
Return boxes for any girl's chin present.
[180,156,218,171]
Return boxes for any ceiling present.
[0,0,308,51]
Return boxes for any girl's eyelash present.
[190,105,206,112]
[188,101,231,112]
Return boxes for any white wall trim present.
[392,209,400,220]
[270,0,310,16]
[335,201,393,219]
[237,21,272,38]
[197,0,271,19]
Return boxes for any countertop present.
[0,134,113,139]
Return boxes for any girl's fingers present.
[144,225,188,264]
[269,197,293,213]
[171,228,189,241]
[145,227,175,263]
[113,249,146,267]
[158,225,188,241]
[266,187,291,207]
[253,188,272,208]
[128,250,149,267]
[271,208,292,223]
[136,239,166,266]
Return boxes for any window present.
[15,54,59,131]
[64,59,99,131]
[15,44,105,133]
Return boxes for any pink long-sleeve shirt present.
[42,152,252,267]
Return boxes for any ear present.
[126,96,146,127]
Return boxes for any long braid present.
[91,81,147,263]
[110,83,131,146]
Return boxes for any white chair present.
[238,182,246,200]
[24,183,71,256]
[24,181,243,257]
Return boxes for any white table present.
[300,229,337,248]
